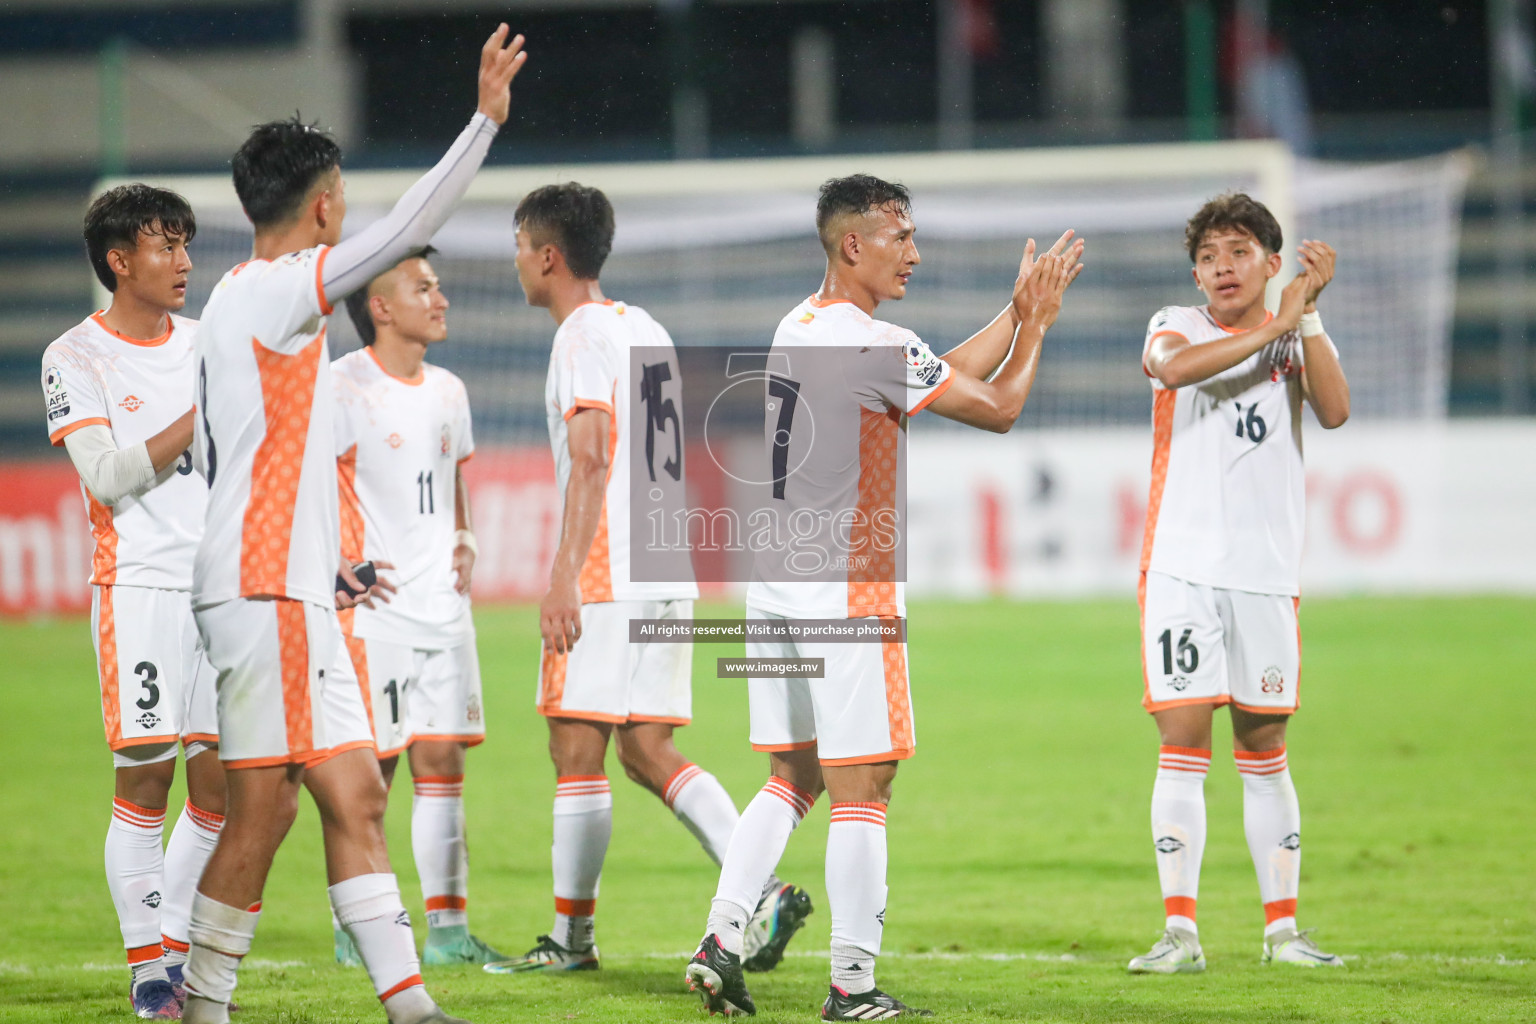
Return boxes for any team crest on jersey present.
[1260,665,1285,693]
[904,340,944,386]
[118,394,144,412]
[44,365,70,421]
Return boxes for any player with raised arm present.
[329,246,506,966]
[42,185,228,1020]
[1128,193,1349,974]
[686,174,1083,1020]
[486,183,809,975]
[180,27,526,1024]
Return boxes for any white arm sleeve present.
[321,113,499,304]
[63,424,155,506]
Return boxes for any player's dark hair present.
[344,245,438,347]
[815,174,912,255]
[1185,192,1283,262]
[83,184,197,292]
[232,115,342,230]
[513,183,614,280]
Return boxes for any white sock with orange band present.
[161,800,225,965]
[551,775,612,951]
[182,892,259,1022]
[662,762,740,865]
[827,802,888,994]
[106,797,170,990]
[330,873,435,1020]
[1152,745,1210,937]
[1236,746,1302,937]
[706,776,816,956]
[412,775,469,931]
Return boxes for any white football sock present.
[161,800,224,960]
[1152,745,1210,936]
[706,777,814,956]
[183,891,259,1018]
[663,763,740,866]
[412,774,469,931]
[1237,746,1302,937]
[331,873,435,1016]
[106,798,169,985]
[827,802,888,993]
[551,775,611,950]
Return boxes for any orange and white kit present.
[196,597,373,768]
[43,312,216,756]
[744,609,915,766]
[345,635,484,757]
[537,598,694,724]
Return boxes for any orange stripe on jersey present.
[315,246,334,316]
[847,406,902,618]
[577,386,618,603]
[241,333,323,597]
[275,600,315,761]
[90,311,174,348]
[97,585,121,745]
[907,370,954,416]
[337,443,365,566]
[563,398,614,421]
[343,634,375,742]
[1139,389,1176,573]
[49,415,111,446]
[88,493,118,585]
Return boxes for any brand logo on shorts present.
[1261,666,1285,694]
[875,908,886,926]
[395,910,412,927]
[118,394,144,412]
[1279,832,1300,851]
[136,711,161,729]
[1154,835,1185,854]
[142,890,162,909]
[1168,675,1191,692]
[466,693,482,724]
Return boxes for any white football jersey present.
[1139,304,1331,596]
[544,300,697,603]
[192,246,340,608]
[332,347,475,648]
[41,312,205,590]
[746,296,954,620]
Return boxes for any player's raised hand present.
[1297,239,1335,307]
[477,24,528,126]
[1275,272,1311,333]
[1011,230,1079,314]
[1014,238,1085,329]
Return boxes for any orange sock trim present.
[555,897,597,917]
[1163,896,1197,921]
[161,936,190,954]
[126,943,162,965]
[184,800,225,831]
[1264,898,1297,924]
[378,974,423,1002]
[425,895,467,912]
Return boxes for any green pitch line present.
[1,597,1532,1023]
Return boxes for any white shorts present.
[745,608,915,766]
[92,585,219,755]
[1140,571,1301,715]
[344,634,485,757]
[538,599,693,724]
[195,597,375,769]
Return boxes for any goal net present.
[109,139,1469,441]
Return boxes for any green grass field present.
[1,597,1532,1023]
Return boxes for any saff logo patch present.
[45,365,70,421]
[904,340,944,386]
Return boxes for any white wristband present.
[454,529,478,556]
[1299,311,1325,337]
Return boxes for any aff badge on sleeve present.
[44,365,70,421]
[904,339,945,386]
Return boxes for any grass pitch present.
[1,597,1532,1023]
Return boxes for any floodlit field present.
[1,597,1532,1023]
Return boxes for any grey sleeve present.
[321,113,499,305]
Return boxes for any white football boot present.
[1263,928,1345,967]
[1127,928,1206,974]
